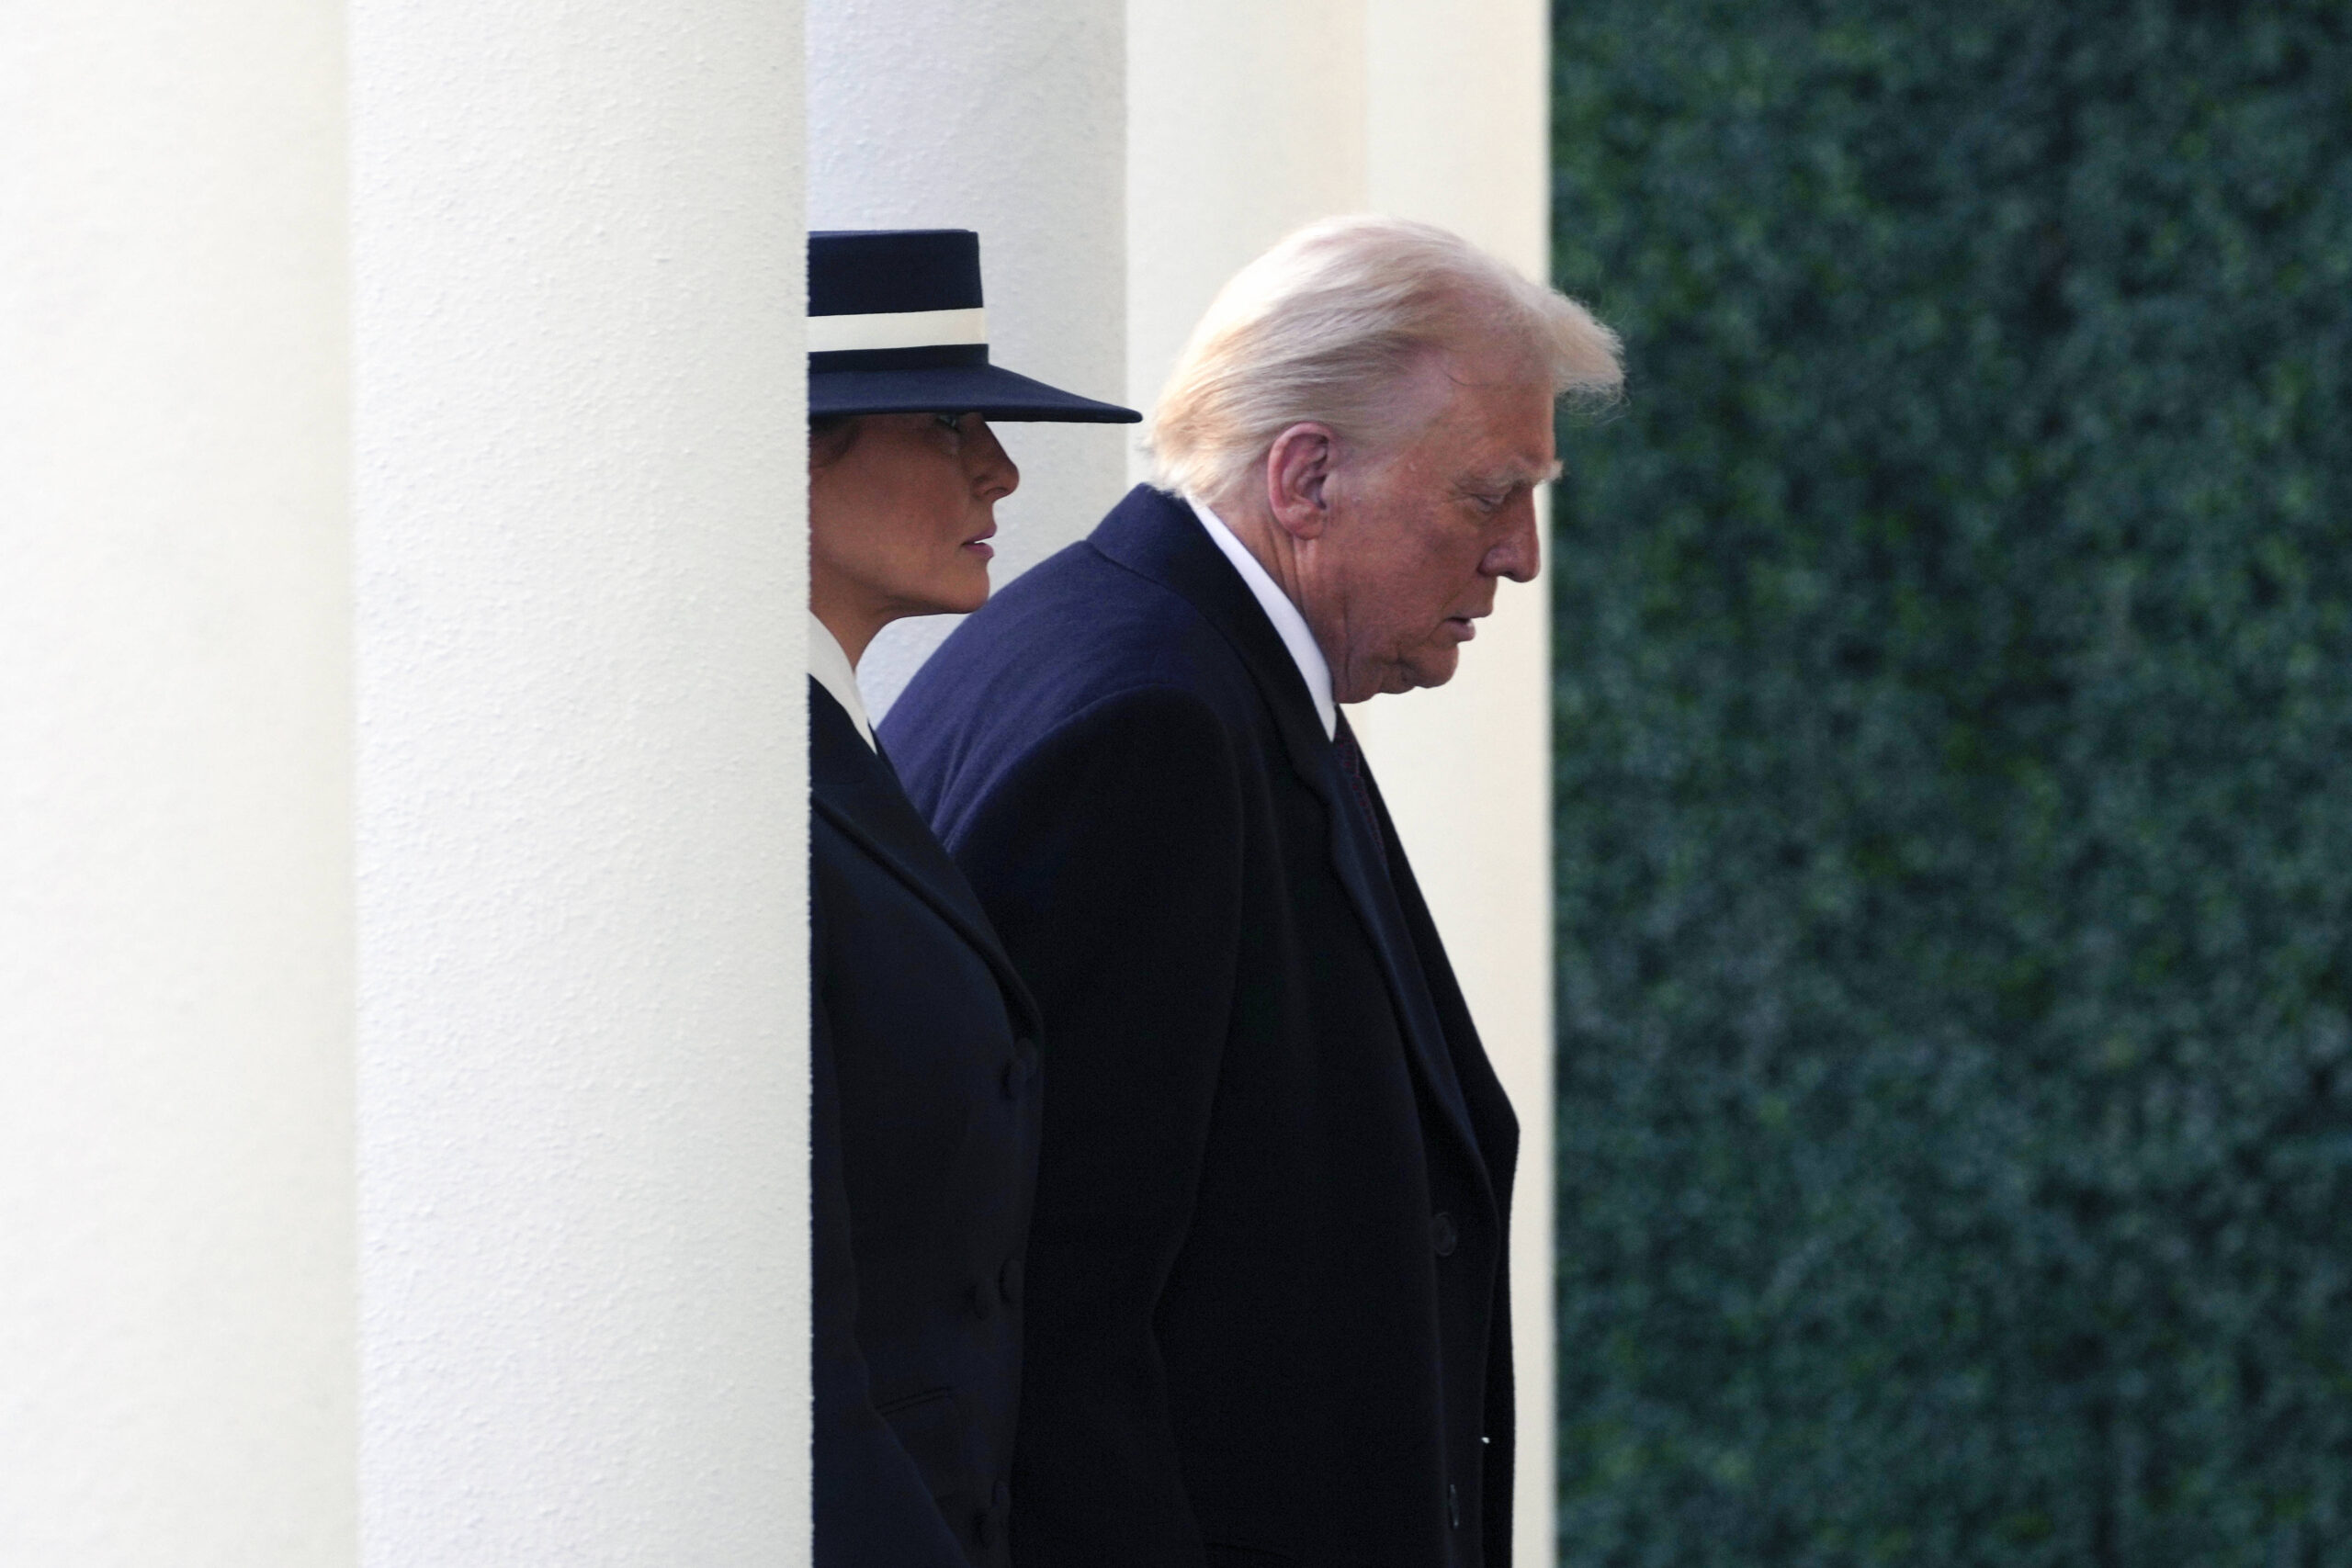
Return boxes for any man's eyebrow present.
[1464,460,1562,490]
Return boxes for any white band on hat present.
[807,306,989,354]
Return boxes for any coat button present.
[974,1481,1009,1549]
[1001,1037,1039,1098]
[1430,1211,1458,1257]
[1448,1482,1461,1529]
[999,1256,1024,1307]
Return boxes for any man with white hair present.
[882,216,1623,1568]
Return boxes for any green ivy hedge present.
[1547,4,2352,1562]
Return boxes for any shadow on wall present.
[1548,2,2352,1562]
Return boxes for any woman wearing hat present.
[807,229,1136,1568]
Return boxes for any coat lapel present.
[1089,486,1330,787]
[1345,729,1516,1185]
[1091,487,1491,1191]
[810,679,1043,1038]
[1320,726,1490,1208]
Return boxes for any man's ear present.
[1263,423,1338,541]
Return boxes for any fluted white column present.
[351,2,811,1561]
[808,0,1130,717]
[0,4,356,1562]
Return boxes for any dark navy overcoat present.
[811,679,1045,1568]
[882,487,1521,1568]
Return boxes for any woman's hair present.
[1145,215,1623,504]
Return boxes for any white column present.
[1127,3,1558,1559]
[1360,5,1558,1562]
[808,0,1129,717]
[1125,0,1367,441]
[351,3,811,1562]
[0,5,355,1563]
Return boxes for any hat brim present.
[809,362,1140,423]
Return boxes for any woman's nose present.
[968,420,1020,500]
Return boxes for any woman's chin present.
[922,574,991,618]
[949,559,994,612]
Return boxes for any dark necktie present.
[1333,711,1473,1146]
[1331,716,1390,879]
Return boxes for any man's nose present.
[1482,497,1540,582]
[968,420,1020,501]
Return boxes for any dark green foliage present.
[1548,3,2352,1562]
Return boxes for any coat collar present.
[809,679,1042,1038]
[1090,486,1332,791]
[1089,487,1490,1193]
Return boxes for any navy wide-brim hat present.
[809,230,1140,424]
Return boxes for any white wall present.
[0,3,356,1562]
[1125,2,1558,1558]
[350,2,812,1562]
[808,0,1130,717]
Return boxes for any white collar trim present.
[808,613,876,750]
[1185,495,1337,740]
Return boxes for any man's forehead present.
[1368,344,1554,477]
[1440,377,1557,477]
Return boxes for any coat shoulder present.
[884,538,1267,813]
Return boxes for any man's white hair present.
[1146,214,1623,504]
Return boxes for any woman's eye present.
[934,412,965,434]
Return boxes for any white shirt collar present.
[1185,495,1337,739]
[808,612,876,750]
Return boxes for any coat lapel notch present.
[1090,487,1331,787]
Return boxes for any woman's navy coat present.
[811,679,1045,1568]
[882,487,1521,1568]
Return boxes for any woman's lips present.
[963,534,996,558]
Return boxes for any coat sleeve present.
[811,897,975,1568]
[940,687,1246,1568]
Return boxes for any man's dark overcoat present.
[811,679,1045,1568]
[882,485,1521,1568]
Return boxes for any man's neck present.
[808,583,884,668]
[1206,493,1311,615]
[1187,492,1340,739]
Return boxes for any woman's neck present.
[808,575,887,667]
